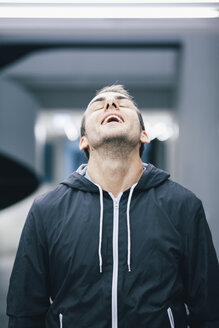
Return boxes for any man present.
[7,85,219,328]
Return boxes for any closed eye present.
[95,106,104,111]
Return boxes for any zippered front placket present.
[109,192,123,328]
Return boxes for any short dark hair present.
[80,85,145,159]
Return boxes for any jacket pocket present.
[167,307,175,328]
[59,313,63,328]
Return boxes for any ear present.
[79,136,89,151]
[140,130,150,144]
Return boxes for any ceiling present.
[0,1,219,43]
[0,1,218,110]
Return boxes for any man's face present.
[80,91,149,154]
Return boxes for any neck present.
[87,147,143,197]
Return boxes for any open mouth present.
[101,113,124,125]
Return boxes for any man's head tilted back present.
[80,85,149,160]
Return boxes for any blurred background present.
[0,1,219,326]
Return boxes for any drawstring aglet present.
[128,264,131,272]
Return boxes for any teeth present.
[104,114,123,124]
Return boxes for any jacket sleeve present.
[6,200,50,328]
[181,200,219,328]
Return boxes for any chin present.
[102,130,126,139]
[102,133,132,145]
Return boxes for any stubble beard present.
[90,133,140,160]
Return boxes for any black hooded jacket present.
[7,163,219,328]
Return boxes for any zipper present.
[59,313,63,328]
[109,192,122,328]
[167,307,175,328]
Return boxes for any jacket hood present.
[61,162,170,274]
[61,163,170,192]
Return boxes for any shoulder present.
[28,183,71,226]
[159,178,202,208]
[154,178,203,229]
[34,183,68,208]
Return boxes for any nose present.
[104,99,119,111]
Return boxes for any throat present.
[87,153,143,195]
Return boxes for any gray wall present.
[176,34,219,255]
[0,79,39,171]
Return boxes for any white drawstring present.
[95,184,104,273]
[126,183,137,272]
[59,313,63,328]
[95,182,137,273]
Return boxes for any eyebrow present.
[90,95,129,105]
